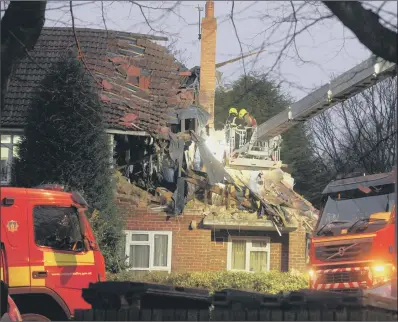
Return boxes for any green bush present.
[13,54,125,272]
[107,270,308,294]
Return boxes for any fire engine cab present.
[309,170,396,292]
[0,185,106,321]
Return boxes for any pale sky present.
[25,1,398,100]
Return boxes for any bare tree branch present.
[323,1,397,63]
[309,77,397,177]
[100,1,108,36]
[69,1,101,85]
[230,1,248,88]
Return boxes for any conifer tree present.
[13,54,125,272]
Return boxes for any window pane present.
[0,147,10,183]
[130,245,150,268]
[0,160,8,182]
[1,135,11,143]
[250,251,267,272]
[131,234,149,241]
[13,135,21,144]
[13,136,21,157]
[231,240,246,270]
[33,206,84,252]
[120,234,127,261]
[153,234,168,267]
[1,147,10,160]
[252,240,268,248]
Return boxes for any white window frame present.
[1,133,22,185]
[124,230,172,273]
[227,236,271,272]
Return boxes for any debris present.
[114,105,317,233]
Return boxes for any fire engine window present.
[33,206,84,252]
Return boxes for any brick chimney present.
[199,1,217,129]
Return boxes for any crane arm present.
[237,56,396,154]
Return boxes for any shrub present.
[107,270,308,294]
[13,54,125,272]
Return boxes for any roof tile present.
[1,27,196,135]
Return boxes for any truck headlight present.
[372,264,393,284]
[372,265,385,273]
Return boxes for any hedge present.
[106,270,308,294]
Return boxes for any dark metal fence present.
[74,282,397,321]
[74,306,397,321]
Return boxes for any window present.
[33,206,84,252]
[227,237,270,272]
[1,134,21,185]
[124,231,172,272]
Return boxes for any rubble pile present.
[114,105,318,233]
[115,165,318,233]
[115,171,153,206]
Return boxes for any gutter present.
[202,217,299,232]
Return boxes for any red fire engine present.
[0,185,106,321]
[309,170,396,292]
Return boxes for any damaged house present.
[1,26,318,276]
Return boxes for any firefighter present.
[238,108,257,127]
[238,109,257,143]
[226,107,238,128]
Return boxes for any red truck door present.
[0,196,30,288]
[27,202,98,312]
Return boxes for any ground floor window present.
[1,134,21,185]
[124,230,172,273]
[227,237,270,272]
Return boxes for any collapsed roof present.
[2,27,318,234]
[117,126,318,234]
[1,27,196,135]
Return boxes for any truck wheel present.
[21,313,51,321]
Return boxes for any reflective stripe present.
[9,267,30,287]
[44,251,95,266]
[312,267,371,290]
[228,117,237,127]
[316,266,369,273]
[317,282,362,289]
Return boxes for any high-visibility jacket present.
[226,115,238,127]
[243,113,257,127]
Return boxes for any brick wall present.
[118,197,308,273]
[288,222,308,272]
[120,200,226,272]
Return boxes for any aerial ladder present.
[226,55,397,168]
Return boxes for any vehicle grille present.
[315,240,372,261]
[331,288,361,294]
[318,271,366,284]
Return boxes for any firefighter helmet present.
[229,107,238,116]
[239,108,248,118]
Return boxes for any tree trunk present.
[1,1,47,109]
[323,1,397,63]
